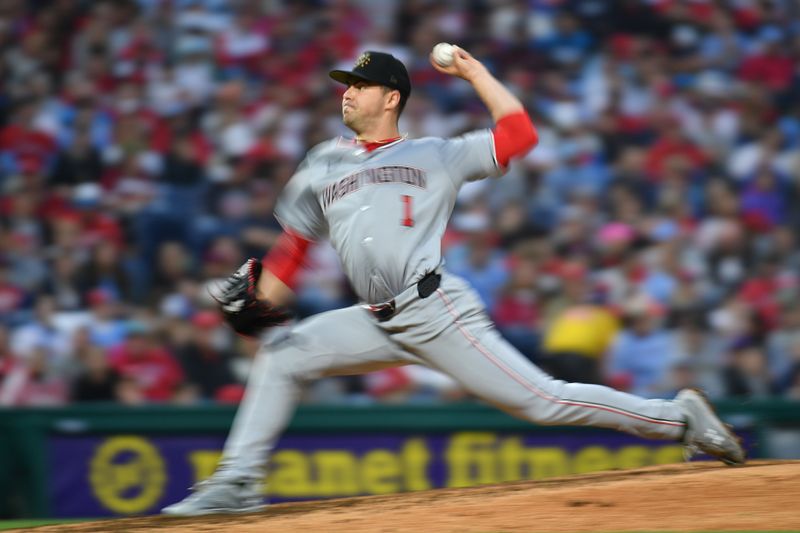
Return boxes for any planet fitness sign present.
[50,431,689,517]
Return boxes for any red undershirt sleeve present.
[492,110,539,168]
[261,229,314,289]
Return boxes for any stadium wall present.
[0,401,798,519]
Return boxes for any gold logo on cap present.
[355,52,371,68]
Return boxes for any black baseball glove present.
[210,258,292,337]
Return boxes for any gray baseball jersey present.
[212,129,689,486]
[274,131,500,304]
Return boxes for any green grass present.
[0,519,94,530]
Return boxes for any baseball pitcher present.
[163,48,744,516]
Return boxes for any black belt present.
[367,272,441,322]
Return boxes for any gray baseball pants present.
[220,272,687,479]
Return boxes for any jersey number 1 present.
[401,195,414,227]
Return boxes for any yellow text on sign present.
[189,438,431,498]
[187,433,683,498]
[445,432,684,487]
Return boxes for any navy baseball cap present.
[329,51,411,99]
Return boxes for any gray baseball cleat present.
[161,475,264,516]
[676,389,745,466]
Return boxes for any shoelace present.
[188,476,224,493]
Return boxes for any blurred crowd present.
[2,0,800,407]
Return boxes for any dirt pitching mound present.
[24,460,800,532]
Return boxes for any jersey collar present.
[351,134,407,153]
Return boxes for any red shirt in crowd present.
[738,52,794,92]
[108,339,184,402]
[493,294,539,329]
[0,282,26,317]
[645,137,708,179]
[0,125,56,167]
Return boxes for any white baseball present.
[432,42,455,67]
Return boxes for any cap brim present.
[329,69,382,87]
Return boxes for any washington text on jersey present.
[320,165,427,210]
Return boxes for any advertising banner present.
[49,431,690,518]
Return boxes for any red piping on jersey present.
[492,110,539,167]
[435,287,686,430]
[262,229,313,289]
[359,136,402,152]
